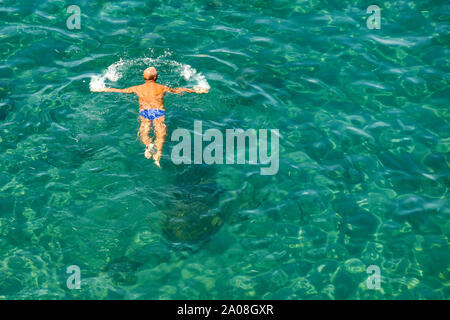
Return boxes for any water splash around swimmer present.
[89,54,210,92]
[90,54,210,168]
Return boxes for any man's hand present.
[91,88,105,92]
[196,88,209,94]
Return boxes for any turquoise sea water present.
[0,0,449,299]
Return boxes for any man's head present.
[143,67,158,81]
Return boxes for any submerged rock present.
[161,165,226,244]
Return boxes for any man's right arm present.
[165,86,208,94]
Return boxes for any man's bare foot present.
[153,152,162,168]
[144,143,155,159]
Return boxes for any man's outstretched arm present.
[92,86,136,93]
[165,87,209,94]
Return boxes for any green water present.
[1,0,449,300]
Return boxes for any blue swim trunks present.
[139,109,165,120]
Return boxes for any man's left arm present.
[92,86,137,93]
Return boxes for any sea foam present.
[89,56,209,91]
[180,65,210,90]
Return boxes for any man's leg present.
[152,116,167,167]
[138,116,154,159]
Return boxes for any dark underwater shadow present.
[102,164,228,287]
[158,164,227,247]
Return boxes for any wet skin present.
[92,77,208,167]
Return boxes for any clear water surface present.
[0,0,449,299]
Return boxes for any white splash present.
[89,55,210,91]
[89,75,105,91]
[181,65,210,90]
[89,59,126,91]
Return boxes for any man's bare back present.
[91,67,208,167]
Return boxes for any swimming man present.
[92,67,208,167]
